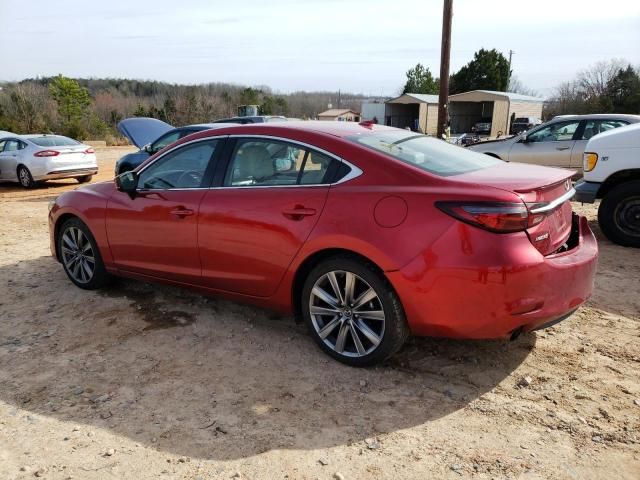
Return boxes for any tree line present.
[0,77,370,143]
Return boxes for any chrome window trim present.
[528,187,576,214]
[133,133,363,192]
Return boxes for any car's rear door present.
[106,138,223,283]
[197,136,338,296]
[508,120,581,168]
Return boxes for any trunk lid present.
[454,162,575,255]
[117,117,173,149]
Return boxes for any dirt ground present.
[0,147,638,480]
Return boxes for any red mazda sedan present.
[49,122,598,366]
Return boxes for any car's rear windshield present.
[514,118,529,123]
[347,130,502,177]
[29,136,80,147]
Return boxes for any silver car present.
[467,114,640,174]
[0,134,98,188]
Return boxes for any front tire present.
[76,175,93,183]
[57,218,112,289]
[302,256,409,367]
[17,165,36,188]
[598,180,640,248]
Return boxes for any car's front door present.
[508,120,582,168]
[198,137,338,296]
[106,138,223,283]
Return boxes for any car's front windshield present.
[346,130,502,176]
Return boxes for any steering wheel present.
[176,170,203,188]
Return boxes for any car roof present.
[550,114,640,122]
[190,120,400,139]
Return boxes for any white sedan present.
[0,134,98,188]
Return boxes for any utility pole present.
[508,49,514,84]
[437,0,453,139]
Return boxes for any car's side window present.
[528,121,581,143]
[151,131,182,153]
[138,140,218,190]
[224,139,337,187]
[0,140,6,152]
[580,120,628,140]
[4,140,20,152]
[300,150,334,185]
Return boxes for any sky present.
[1,0,639,97]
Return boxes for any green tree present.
[48,75,91,124]
[402,63,438,94]
[605,65,640,114]
[133,104,146,117]
[450,49,511,94]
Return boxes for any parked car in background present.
[49,122,597,366]
[575,123,640,247]
[0,134,97,188]
[511,116,542,134]
[467,114,640,174]
[471,118,492,135]
[115,118,229,175]
[213,115,288,124]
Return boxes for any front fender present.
[49,183,114,266]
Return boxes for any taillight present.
[436,201,546,233]
[584,152,598,172]
[34,150,60,157]
[84,147,95,154]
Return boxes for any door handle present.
[556,146,570,151]
[170,207,194,218]
[282,206,317,220]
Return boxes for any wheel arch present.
[598,169,640,198]
[290,247,389,321]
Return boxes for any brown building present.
[382,90,544,137]
[317,109,361,122]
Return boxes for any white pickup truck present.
[575,123,640,247]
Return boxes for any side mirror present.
[519,134,529,143]
[116,171,138,194]
[143,143,154,153]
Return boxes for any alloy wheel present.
[309,270,386,358]
[19,168,31,187]
[61,227,96,284]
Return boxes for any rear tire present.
[57,217,112,289]
[301,256,409,367]
[77,175,93,183]
[17,165,36,188]
[598,180,640,248]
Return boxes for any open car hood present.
[117,117,173,149]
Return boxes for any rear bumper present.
[387,214,598,339]
[36,167,98,181]
[574,180,600,203]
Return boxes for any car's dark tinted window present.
[29,136,80,147]
[138,140,218,189]
[151,130,182,152]
[225,139,335,186]
[347,130,501,176]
